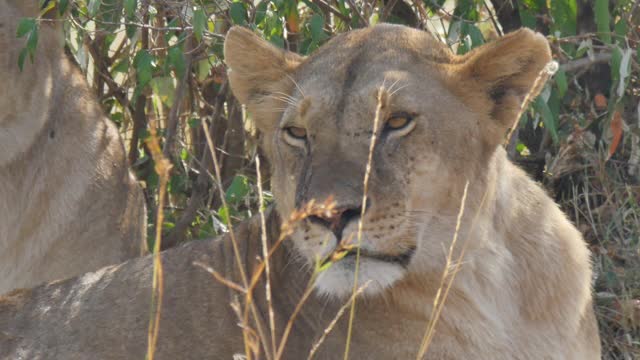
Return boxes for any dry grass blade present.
[504,61,558,146]
[256,154,278,358]
[275,279,317,359]
[144,118,173,360]
[343,85,385,360]
[307,281,371,360]
[416,181,469,359]
[201,118,270,360]
[193,261,247,294]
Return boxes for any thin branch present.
[482,0,503,36]
[163,39,194,158]
[311,0,351,23]
[560,52,612,73]
[380,0,400,23]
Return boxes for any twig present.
[482,0,503,36]
[380,0,400,23]
[311,0,351,24]
[560,52,612,73]
[163,39,194,158]
[343,0,368,27]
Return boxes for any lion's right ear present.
[224,27,303,127]
[454,29,552,147]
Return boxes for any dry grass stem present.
[255,155,278,358]
[275,280,317,360]
[343,85,385,360]
[193,261,247,294]
[504,61,558,146]
[145,118,173,360]
[201,118,270,360]
[307,281,371,359]
[416,181,469,359]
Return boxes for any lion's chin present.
[314,257,406,298]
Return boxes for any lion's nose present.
[308,200,370,240]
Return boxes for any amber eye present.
[385,112,413,131]
[285,126,307,140]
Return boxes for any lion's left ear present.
[456,29,552,146]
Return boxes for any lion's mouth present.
[322,246,415,268]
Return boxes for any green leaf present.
[254,0,269,25]
[126,24,136,39]
[40,0,56,17]
[196,57,213,81]
[229,2,247,26]
[150,77,175,107]
[168,46,186,79]
[112,58,130,73]
[225,175,250,203]
[193,9,206,42]
[575,39,592,58]
[549,0,577,36]
[453,0,479,21]
[124,0,137,16]
[180,148,189,161]
[517,2,536,29]
[188,117,201,128]
[88,0,101,17]
[58,0,69,14]
[24,29,39,65]
[555,69,568,98]
[616,48,632,98]
[533,96,559,144]
[610,45,623,88]
[423,0,447,13]
[614,18,627,40]
[520,0,545,11]
[464,23,484,49]
[218,206,231,226]
[16,18,36,38]
[269,35,285,49]
[309,14,327,43]
[594,0,611,44]
[18,47,28,71]
[134,50,155,87]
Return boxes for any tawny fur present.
[0,0,147,294]
[0,24,599,359]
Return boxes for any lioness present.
[0,0,146,294]
[0,24,599,359]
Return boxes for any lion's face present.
[225,24,551,297]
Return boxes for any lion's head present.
[224,24,551,297]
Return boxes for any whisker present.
[268,94,298,107]
[273,91,298,104]
[390,83,409,97]
[285,73,306,98]
[387,78,401,94]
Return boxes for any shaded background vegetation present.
[17,0,640,357]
